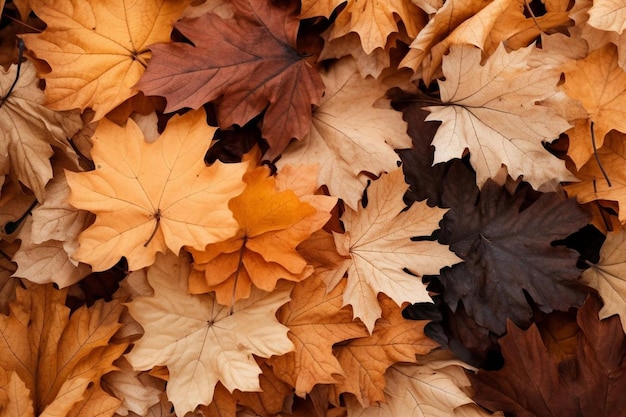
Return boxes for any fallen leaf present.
[0,369,34,417]
[329,295,439,407]
[587,0,626,34]
[22,0,188,119]
[66,109,247,271]
[0,60,82,201]
[125,251,294,416]
[276,58,412,210]
[439,181,589,335]
[425,43,574,189]
[101,357,162,416]
[332,168,461,333]
[137,0,324,159]
[269,274,369,396]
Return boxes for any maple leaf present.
[66,109,248,271]
[425,43,574,189]
[21,0,188,120]
[470,296,626,417]
[189,163,335,305]
[0,282,126,416]
[125,251,294,416]
[561,43,626,147]
[101,357,162,416]
[587,0,626,34]
[137,0,324,159]
[564,131,626,223]
[329,295,439,407]
[582,226,626,333]
[439,180,589,334]
[269,274,369,396]
[0,369,33,417]
[0,60,82,201]
[331,168,461,333]
[276,58,412,210]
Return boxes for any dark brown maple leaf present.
[439,181,589,335]
[470,296,626,417]
[137,0,325,159]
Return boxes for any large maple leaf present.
[331,168,461,333]
[439,180,589,335]
[470,296,626,417]
[269,274,369,396]
[66,109,247,272]
[0,282,126,416]
[125,251,294,416]
[0,60,82,201]
[276,57,412,210]
[188,163,336,305]
[137,0,324,159]
[21,0,188,120]
[425,43,574,189]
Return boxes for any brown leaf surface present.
[137,0,324,159]
[22,0,188,119]
[66,109,247,271]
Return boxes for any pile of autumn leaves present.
[1,0,626,415]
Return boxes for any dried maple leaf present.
[137,0,324,159]
[125,251,294,416]
[188,163,335,305]
[21,0,188,120]
[269,274,369,396]
[587,0,626,34]
[439,180,589,335]
[564,131,626,223]
[582,226,626,333]
[0,282,126,416]
[276,58,412,210]
[561,43,626,148]
[329,295,439,407]
[332,168,461,333]
[470,296,626,417]
[66,109,247,271]
[425,43,574,189]
[101,357,162,416]
[0,60,82,201]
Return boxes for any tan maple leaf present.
[269,274,369,396]
[276,57,412,210]
[0,60,82,201]
[329,295,439,407]
[189,163,335,306]
[21,0,187,120]
[581,226,626,333]
[426,43,575,189]
[587,0,626,34]
[331,168,460,333]
[66,109,248,271]
[0,282,126,416]
[125,251,294,416]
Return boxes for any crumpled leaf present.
[439,180,589,335]
[582,226,626,333]
[189,163,335,305]
[332,168,461,333]
[276,58,412,209]
[470,296,626,417]
[125,251,294,416]
[137,0,324,159]
[329,295,439,407]
[22,0,188,120]
[269,274,369,396]
[425,43,574,189]
[66,109,247,271]
[0,282,126,416]
[0,60,82,201]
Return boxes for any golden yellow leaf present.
[22,0,188,119]
[66,109,247,271]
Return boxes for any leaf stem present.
[524,0,543,34]
[0,39,24,110]
[590,121,611,187]
[144,210,161,247]
[3,198,38,235]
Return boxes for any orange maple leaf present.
[189,163,336,306]
[66,109,247,271]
